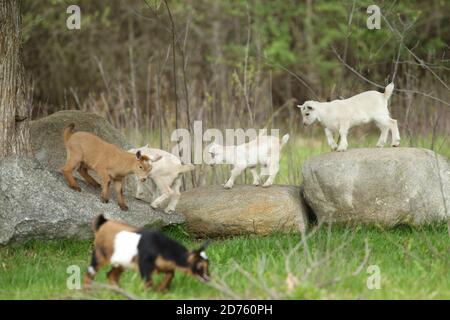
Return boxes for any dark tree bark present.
[0,0,32,158]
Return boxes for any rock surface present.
[30,110,131,172]
[302,148,450,226]
[177,185,309,236]
[0,157,184,245]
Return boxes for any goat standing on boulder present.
[208,133,289,189]
[61,123,155,211]
[129,145,195,213]
[298,82,400,151]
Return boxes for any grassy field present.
[0,224,448,300]
[0,134,448,300]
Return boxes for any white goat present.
[298,82,400,151]
[128,145,194,213]
[208,133,289,189]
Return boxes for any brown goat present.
[61,123,153,211]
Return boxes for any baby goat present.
[298,83,400,151]
[84,214,210,291]
[208,133,289,189]
[61,123,154,211]
[129,145,195,213]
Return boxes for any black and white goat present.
[84,214,210,291]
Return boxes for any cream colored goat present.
[129,145,194,213]
[298,83,400,151]
[208,133,289,189]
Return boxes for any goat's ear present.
[297,104,303,109]
[195,240,209,253]
[151,155,162,162]
[136,150,142,160]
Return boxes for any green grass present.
[1,224,448,300]
[1,133,448,300]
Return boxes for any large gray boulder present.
[302,148,450,226]
[177,185,309,236]
[0,157,184,245]
[30,110,131,172]
[30,110,138,194]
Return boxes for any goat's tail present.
[93,214,108,232]
[178,163,195,174]
[280,134,290,149]
[384,82,395,101]
[63,123,75,144]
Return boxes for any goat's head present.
[188,241,210,282]
[129,147,163,182]
[207,143,225,165]
[297,101,320,126]
[132,150,161,182]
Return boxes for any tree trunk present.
[0,0,32,158]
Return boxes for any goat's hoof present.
[262,184,271,188]
[223,185,232,189]
[71,186,82,192]
[253,183,260,186]
[336,148,347,152]
[392,143,400,147]
[101,198,109,204]
[119,205,129,211]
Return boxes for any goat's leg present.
[78,165,101,188]
[389,118,401,147]
[113,179,128,211]
[324,128,338,151]
[135,178,146,200]
[107,266,125,286]
[156,271,174,292]
[224,165,245,189]
[151,192,171,210]
[165,177,182,213]
[262,162,279,187]
[250,167,260,186]
[61,152,82,192]
[375,120,390,148]
[150,178,172,210]
[337,125,349,151]
[149,179,158,202]
[100,173,111,203]
[138,255,156,289]
[83,249,107,287]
